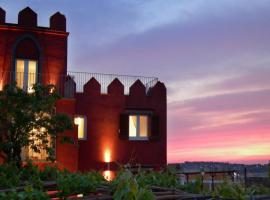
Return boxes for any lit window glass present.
[128,115,149,140]
[74,116,87,140]
[129,115,137,137]
[28,60,37,92]
[21,127,53,161]
[139,116,148,137]
[15,59,37,92]
[16,59,24,89]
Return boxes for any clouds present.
[63,0,270,85]
[168,85,270,164]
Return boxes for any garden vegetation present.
[0,84,269,199]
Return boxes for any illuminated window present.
[15,59,37,93]
[74,116,87,140]
[21,128,54,161]
[129,115,149,140]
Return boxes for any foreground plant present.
[1,164,270,200]
[246,184,270,196]
[135,170,179,188]
[213,179,246,200]
[57,171,105,199]
[0,162,59,190]
[0,186,49,200]
[112,170,155,200]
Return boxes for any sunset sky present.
[2,0,270,164]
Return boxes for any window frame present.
[74,115,87,140]
[127,110,152,141]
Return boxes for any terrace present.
[0,70,158,97]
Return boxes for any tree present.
[0,83,73,167]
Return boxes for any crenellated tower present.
[0,7,167,172]
[0,7,68,91]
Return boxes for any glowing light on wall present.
[102,149,114,181]
[104,149,111,163]
[0,80,3,91]
[49,75,57,87]
[49,87,55,94]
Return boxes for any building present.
[0,7,167,174]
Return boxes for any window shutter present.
[119,113,129,139]
[150,115,160,141]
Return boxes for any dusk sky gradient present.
[2,0,270,164]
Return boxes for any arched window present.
[13,36,51,161]
[14,36,40,92]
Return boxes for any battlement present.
[0,70,160,97]
[61,71,160,97]
[68,71,159,95]
[0,7,66,32]
[0,7,163,97]
[81,77,165,97]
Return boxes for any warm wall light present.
[0,77,3,90]
[49,76,57,89]
[104,149,111,163]
[103,148,115,181]
[49,87,55,94]
[103,170,114,181]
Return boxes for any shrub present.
[40,166,59,181]
[0,164,20,188]
[0,186,49,200]
[135,170,179,188]
[213,179,245,200]
[178,178,202,194]
[112,170,155,200]
[246,184,270,196]
[56,171,105,198]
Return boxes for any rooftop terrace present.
[0,70,159,97]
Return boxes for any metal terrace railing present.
[0,70,158,97]
[67,71,158,94]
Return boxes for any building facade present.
[0,7,167,173]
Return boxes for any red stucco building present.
[0,7,167,174]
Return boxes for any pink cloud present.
[168,85,270,164]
